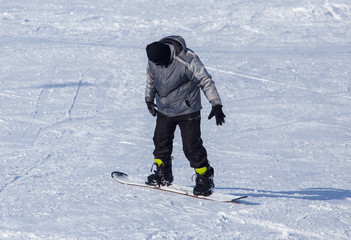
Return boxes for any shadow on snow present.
[217,187,351,201]
[31,82,95,89]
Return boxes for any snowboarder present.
[144,35,226,196]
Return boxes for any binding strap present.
[195,166,207,176]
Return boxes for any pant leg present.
[178,112,209,169]
[153,113,177,164]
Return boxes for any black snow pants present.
[153,111,209,169]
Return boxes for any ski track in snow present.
[1,0,351,239]
[207,66,351,100]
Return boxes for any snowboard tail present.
[111,171,247,203]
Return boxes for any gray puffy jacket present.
[145,36,222,117]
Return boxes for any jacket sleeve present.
[145,63,156,103]
[185,52,222,106]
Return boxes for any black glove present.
[146,102,157,117]
[208,105,226,126]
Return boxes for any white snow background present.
[1,0,351,239]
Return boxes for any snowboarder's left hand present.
[208,105,226,126]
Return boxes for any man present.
[144,35,226,196]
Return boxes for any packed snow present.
[1,0,351,239]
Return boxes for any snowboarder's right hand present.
[146,102,157,117]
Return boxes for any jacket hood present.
[159,35,186,56]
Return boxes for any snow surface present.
[1,0,351,239]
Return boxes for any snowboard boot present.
[193,166,214,196]
[146,158,173,186]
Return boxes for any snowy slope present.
[1,0,351,239]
